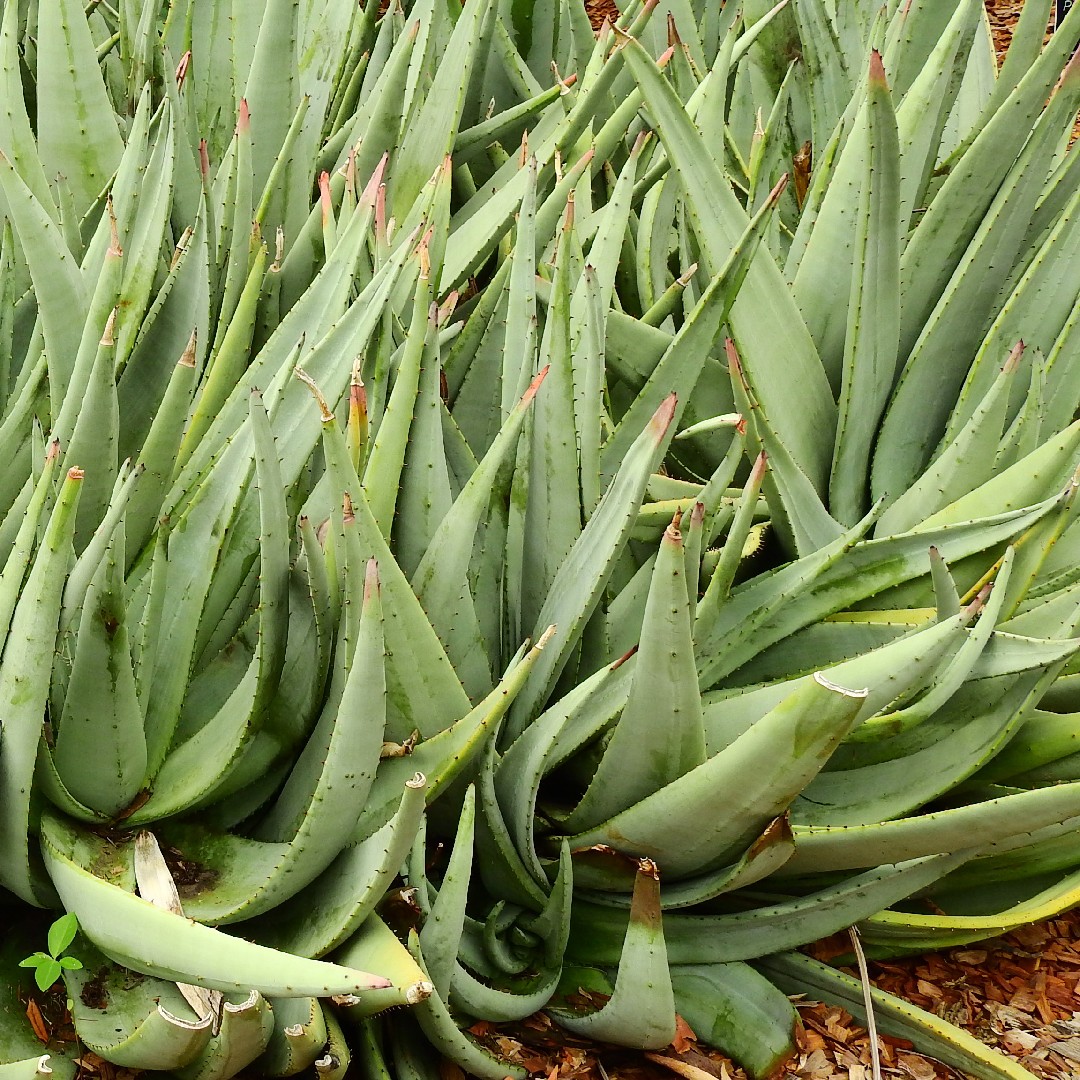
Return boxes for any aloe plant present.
[0,1,1079,1079]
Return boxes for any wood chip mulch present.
[468,911,1080,1080]
[585,0,621,28]
[984,0,1040,68]
[805,911,1080,1079]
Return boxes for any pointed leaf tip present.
[521,365,550,407]
[360,155,389,207]
[180,331,198,368]
[364,558,380,603]
[751,450,768,482]
[1004,340,1025,373]
[106,199,122,257]
[631,130,652,156]
[650,393,678,439]
[724,338,742,376]
[767,173,790,205]
[667,12,681,46]
[869,49,888,86]
[100,308,118,347]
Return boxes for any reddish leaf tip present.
[751,450,768,482]
[650,392,678,439]
[724,338,743,376]
[869,49,888,87]
[521,365,550,406]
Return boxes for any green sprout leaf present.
[48,912,79,957]
[33,958,63,993]
[18,914,83,992]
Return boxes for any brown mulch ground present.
[853,917,1080,1078]
[470,911,1080,1080]
[585,0,621,28]
[985,0,1036,67]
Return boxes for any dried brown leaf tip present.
[175,50,191,87]
[793,141,813,210]
[295,366,334,423]
[179,330,197,368]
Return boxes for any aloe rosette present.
[0,1,1079,1079]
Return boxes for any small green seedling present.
[19,913,83,992]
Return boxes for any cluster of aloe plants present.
[1,0,1079,1078]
